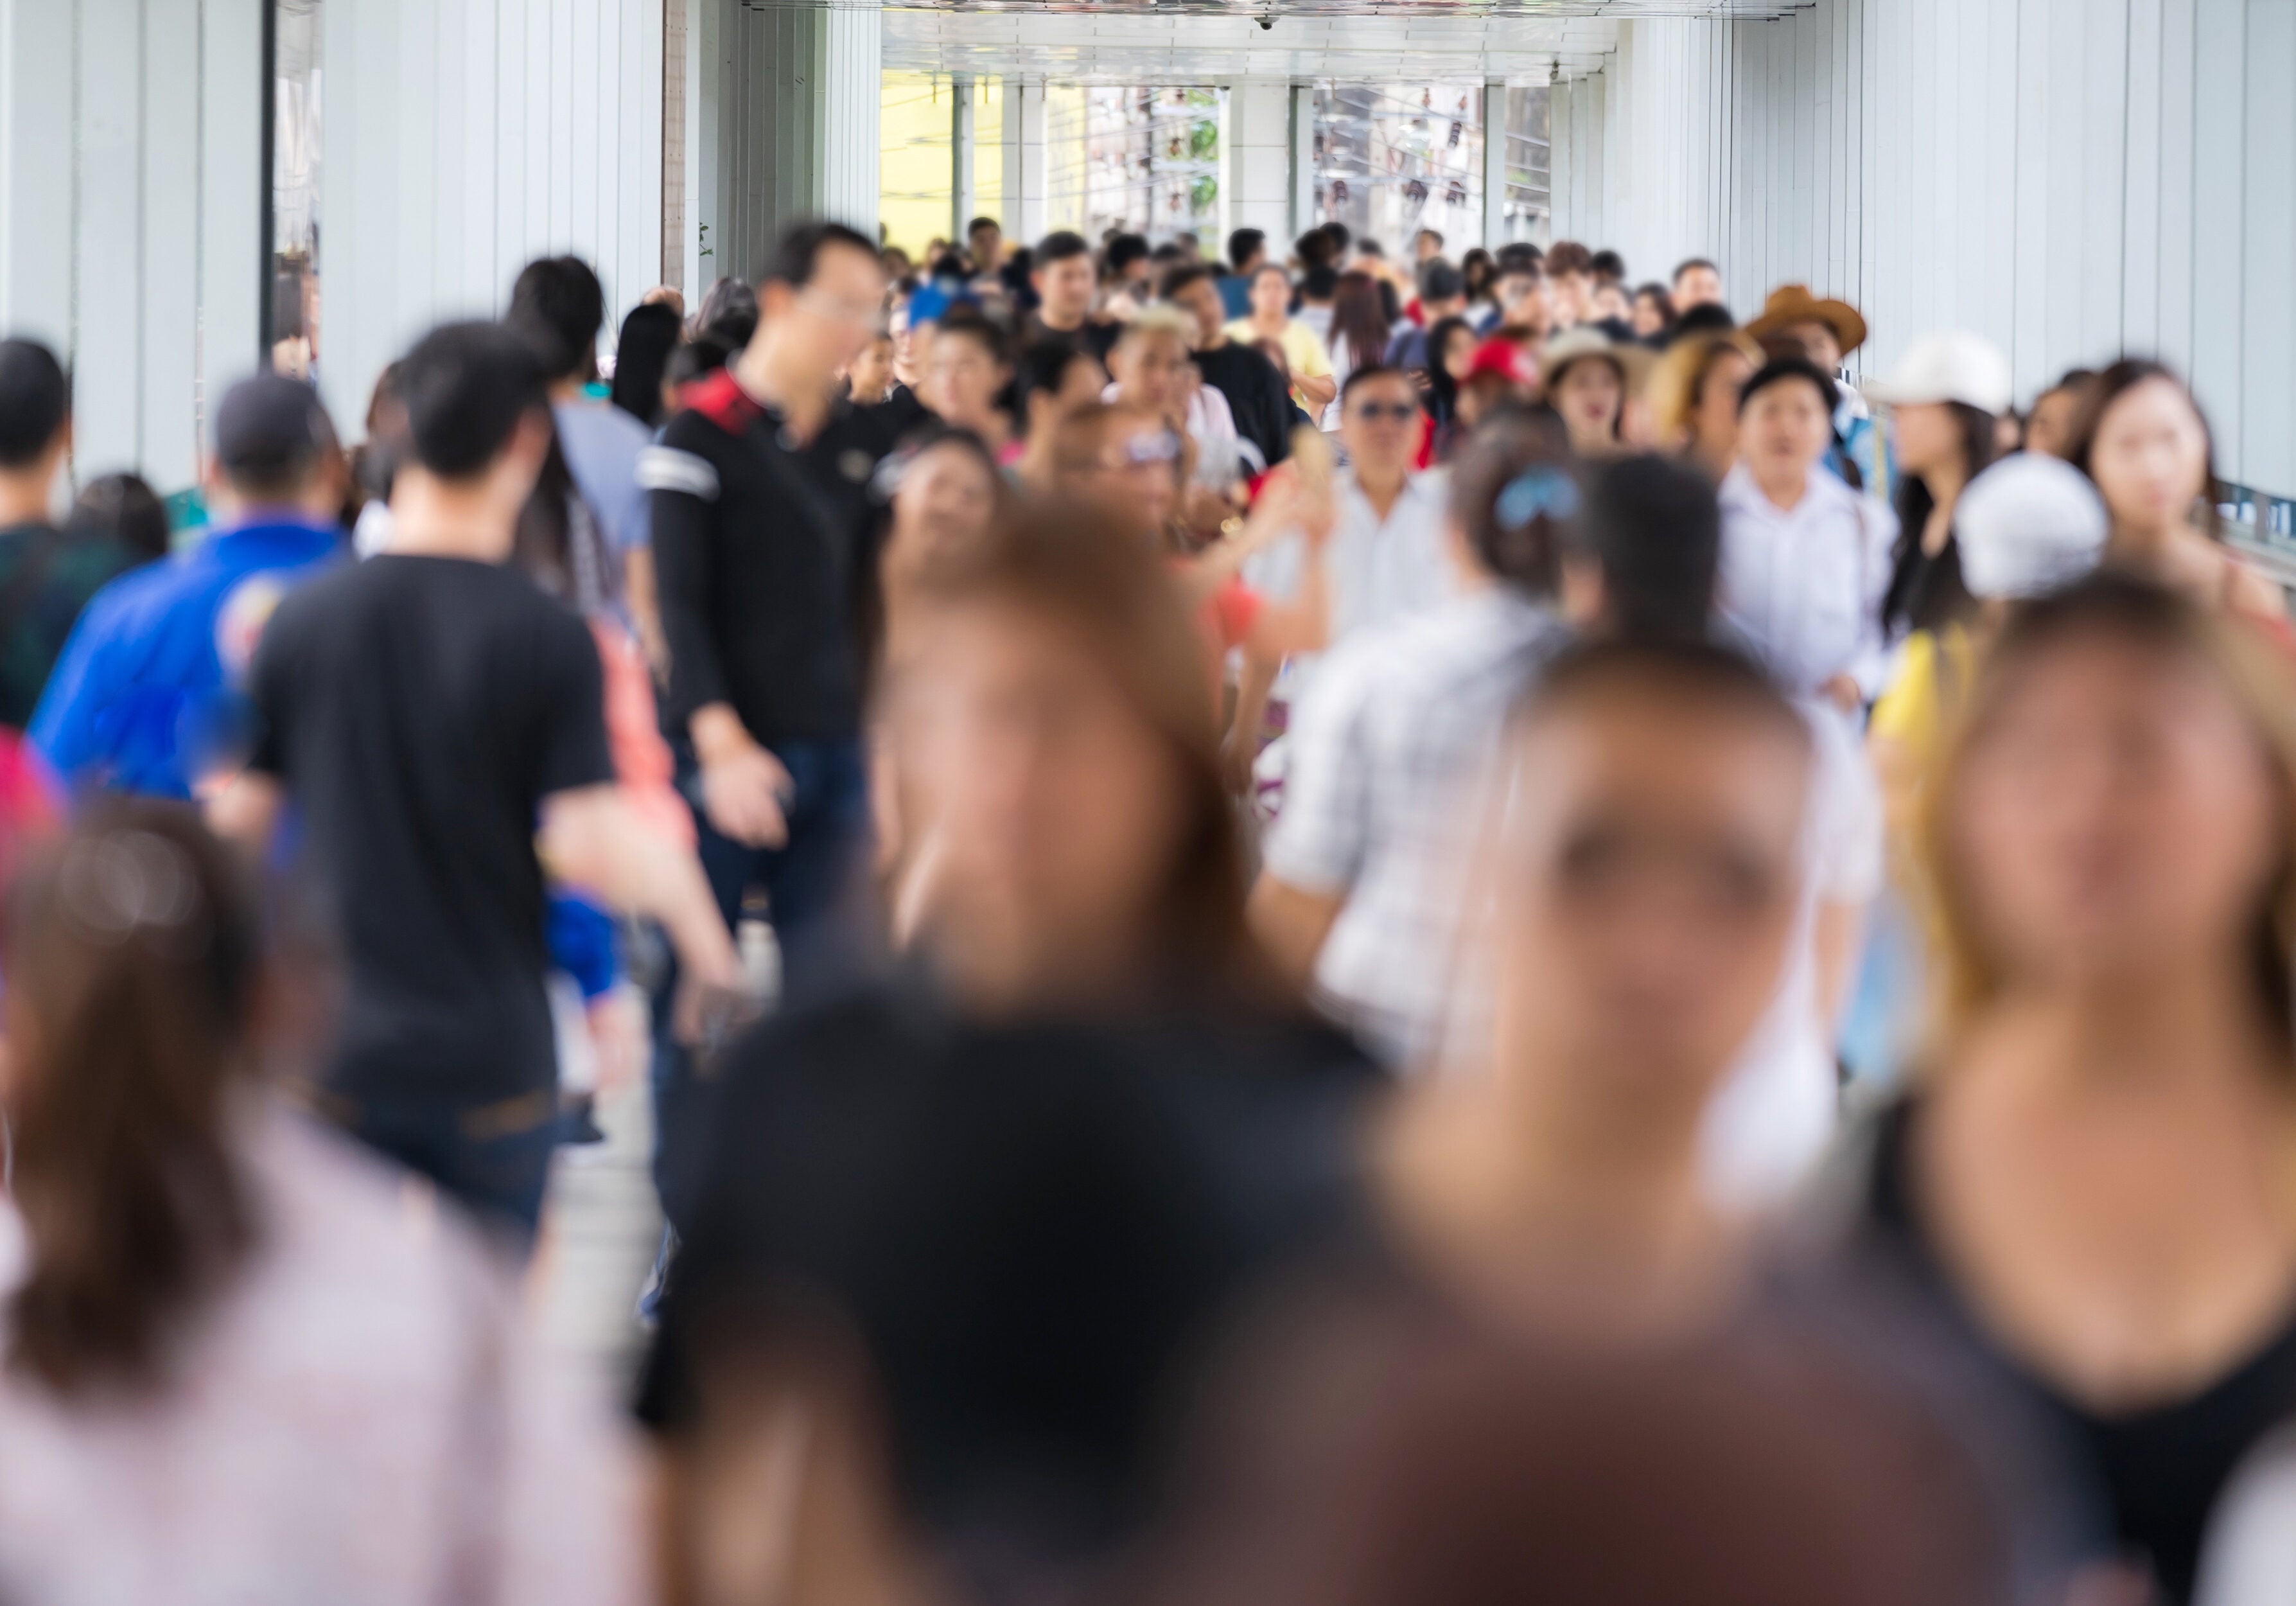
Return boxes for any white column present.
[951,73,976,245]
[0,0,78,353]
[1224,78,1289,254]
[1482,79,1506,248]
[822,4,880,240]
[1001,76,1022,234]
[1012,80,1047,245]
[1289,82,1315,239]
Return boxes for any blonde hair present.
[1119,303,1195,347]
[1646,331,1762,449]
[1915,574,2296,1058]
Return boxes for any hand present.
[670,949,764,1054]
[699,742,793,849]
[1819,673,1864,715]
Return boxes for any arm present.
[1293,371,1338,411]
[1812,896,1868,1037]
[208,770,285,852]
[623,547,669,682]
[26,603,117,787]
[1247,876,1345,990]
[1243,534,1329,663]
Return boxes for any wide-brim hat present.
[1541,326,1656,391]
[1745,284,1868,357]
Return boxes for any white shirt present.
[0,1103,647,1606]
[1717,463,1898,698]
[1264,586,1566,1066]
[1698,701,1884,1210]
[1245,467,1459,703]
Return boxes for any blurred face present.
[1739,377,1832,495]
[1890,400,1963,478]
[767,242,888,378]
[890,441,997,561]
[969,225,1002,267]
[1440,328,1478,382]
[1415,232,1444,263]
[1340,375,1419,474]
[1552,270,1591,321]
[1249,266,1292,322]
[1692,349,1753,450]
[921,333,1009,432]
[1109,330,1191,421]
[1033,252,1096,324]
[1069,416,1181,533]
[1554,358,1624,447]
[845,336,895,402]
[1631,290,1669,339]
[1492,693,1809,1114]
[2089,376,2211,533]
[1949,633,2283,993]
[888,600,1190,1003]
[1785,320,1843,375]
[1028,353,1109,439]
[1592,284,1632,324]
[2026,386,2083,459]
[1674,265,1724,310]
[1168,278,1226,346]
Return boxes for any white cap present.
[1865,331,2014,415]
[1955,454,2108,601]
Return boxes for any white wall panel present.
[1555,0,2296,497]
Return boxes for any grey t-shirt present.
[554,398,653,554]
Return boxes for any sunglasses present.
[1110,431,1182,467]
[1352,402,1419,422]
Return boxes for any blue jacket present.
[31,515,344,799]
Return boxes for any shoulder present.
[668,371,762,440]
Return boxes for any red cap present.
[1464,337,1539,387]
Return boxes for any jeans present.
[649,735,872,1212]
[324,1086,561,1248]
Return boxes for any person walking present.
[1161,262,1295,473]
[1746,284,1885,495]
[1226,261,1336,418]
[1866,331,2011,640]
[209,320,746,1242]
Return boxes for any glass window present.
[1312,84,1480,253]
[1049,86,1220,246]
[267,0,322,379]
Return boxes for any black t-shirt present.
[1862,1097,2296,1603]
[1195,341,1295,472]
[249,555,614,1104]
[637,978,1378,1585]
[1023,313,1121,364]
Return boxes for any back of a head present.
[1671,302,1738,340]
[610,301,685,428]
[507,255,606,384]
[3,803,262,1399]
[1545,241,1594,278]
[1496,242,1541,276]
[694,277,759,347]
[0,339,69,470]
[1588,249,1627,285]
[68,473,171,564]
[212,371,342,504]
[1417,260,1464,304]
[1577,454,1723,642]
[1450,406,1579,599]
[395,321,547,480]
[1227,227,1265,272]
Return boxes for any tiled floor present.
[534,1068,663,1381]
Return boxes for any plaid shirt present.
[1263,585,1566,1066]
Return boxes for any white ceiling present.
[755,0,1809,84]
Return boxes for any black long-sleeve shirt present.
[1195,340,1295,472]
[643,370,905,746]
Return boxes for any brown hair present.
[4,804,263,1397]
[1916,574,2296,1054]
[900,497,1263,989]
[1449,405,1579,598]
[2062,358,2224,544]
[1646,330,1762,448]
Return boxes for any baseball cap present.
[213,373,340,484]
[1864,331,2013,415]
[1954,454,2108,601]
[1465,338,1539,388]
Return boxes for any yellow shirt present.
[1224,317,1333,410]
[1869,624,1977,863]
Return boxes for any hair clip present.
[1494,465,1581,531]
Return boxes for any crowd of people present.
[0,205,2290,1606]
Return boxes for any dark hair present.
[1300,265,1339,301]
[507,255,606,383]
[1450,405,1578,596]
[1105,233,1152,276]
[1737,356,1837,418]
[609,302,684,428]
[1545,241,1594,278]
[67,473,171,565]
[1227,227,1266,271]
[967,215,1000,238]
[759,219,881,289]
[1671,302,1738,339]
[514,428,619,613]
[0,339,70,468]
[1528,637,1808,759]
[1036,230,1091,266]
[1461,247,1496,300]
[1158,261,1216,301]
[2063,358,2223,541]
[1633,283,1677,330]
[1295,229,1339,272]
[694,278,759,348]
[1415,227,1445,248]
[1015,339,1098,418]
[666,333,733,393]
[1884,400,1999,635]
[1330,270,1392,371]
[1589,249,1627,284]
[4,804,263,1397]
[1355,236,1385,259]
[1321,220,1353,253]
[1340,363,1411,404]
[1673,256,1721,285]
[1497,242,1542,274]
[1573,454,1722,641]
[931,305,1010,366]
[1421,315,1476,422]
[905,499,1259,984]
[1417,260,1465,304]
[395,321,548,479]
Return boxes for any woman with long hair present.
[1869,333,2011,640]
[0,806,643,1604]
[1830,576,2296,1604]
[1326,269,1394,423]
[2066,359,2283,622]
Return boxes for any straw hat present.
[1541,326,1656,393]
[1745,284,1868,357]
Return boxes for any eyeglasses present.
[1352,402,1419,422]
[1107,431,1181,468]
